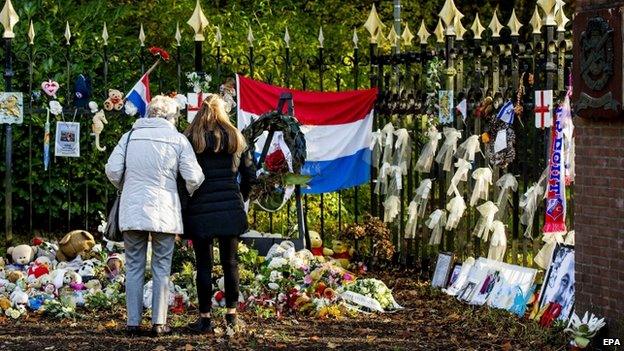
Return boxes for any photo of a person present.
[539,245,575,321]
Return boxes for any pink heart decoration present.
[41,80,60,98]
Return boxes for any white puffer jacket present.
[105,117,204,234]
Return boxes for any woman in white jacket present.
[105,95,204,336]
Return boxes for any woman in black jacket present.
[182,94,256,333]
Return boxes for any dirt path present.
[0,271,567,351]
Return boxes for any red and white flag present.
[534,90,553,128]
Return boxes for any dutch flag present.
[126,73,151,117]
[236,74,377,194]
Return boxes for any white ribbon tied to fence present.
[470,167,493,207]
[426,209,447,245]
[405,179,433,239]
[374,162,391,195]
[415,127,441,173]
[370,129,384,169]
[393,128,411,175]
[383,195,401,223]
[533,230,575,269]
[487,220,507,262]
[496,173,518,217]
[447,158,472,196]
[381,122,395,165]
[456,134,482,162]
[435,127,462,172]
[472,201,499,241]
[445,195,466,231]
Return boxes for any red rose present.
[264,148,288,173]
[214,291,224,302]
[31,237,44,246]
[149,47,170,61]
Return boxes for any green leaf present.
[283,173,311,186]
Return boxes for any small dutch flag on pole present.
[496,100,515,125]
[126,74,151,118]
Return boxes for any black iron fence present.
[0,1,573,271]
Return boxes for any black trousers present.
[193,236,240,313]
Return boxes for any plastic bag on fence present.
[456,134,481,162]
[472,201,499,241]
[405,179,433,239]
[426,209,447,245]
[371,129,384,169]
[374,162,391,195]
[519,168,548,238]
[415,127,441,173]
[445,194,466,231]
[383,195,401,223]
[393,128,411,175]
[435,127,462,172]
[533,230,575,269]
[496,173,518,218]
[447,158,472,196]
[487,220,507,261]
[381,123,395,165]
[470,167,493,206]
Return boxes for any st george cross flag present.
[497,100,515,124]
[236,74,377,194]
[534,90,553,128]
[456,98,467,121]
[126,74,151,118]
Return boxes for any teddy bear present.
[10,288,28,308]
[309,230,333,258]
[56,230,96,262]
[6,270,24,284]
[330,240,355,269]
[7,244,37,267]
[78,259,99,282]
[103,89,124,111]
[0,296,10,311]
[27,256,51,279]
[105,253,124,281]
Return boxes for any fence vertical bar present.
[3,20,14,245]
[352,32,360,223]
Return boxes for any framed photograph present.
[447,263,462,287]
[0,92,24,124]
[431,252,453,288]
[539,244,575,321]
[438,90,454,125]
[55,121,81,157]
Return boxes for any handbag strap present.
[118,129,135,191]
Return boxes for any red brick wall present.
[574,118,624,328]
[574,0,624,339]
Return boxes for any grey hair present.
[147,95,179,122]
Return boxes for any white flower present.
[49,100,62,115]
[255,274,264,281]
[268,257,287,269]
[238,243,250,254]
[269,270,283,282]
[124,100,138,116]
[268,283,279,290]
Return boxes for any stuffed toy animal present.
[10,288,28,308]
[92,110,108,151]
[0,265,5,279]
[0,296,11,311]
[36,241,58,262]
[56,230,95,262]
[84,279,102,292]
[73,74,92,107]
[78,259,98,282]
[105,253,124,281]
[309,231,333,258]
[6,270,24,284]
[103,89,124,111]
[330,240,354,269]
[7,244,37,266]
[27,256,51,279]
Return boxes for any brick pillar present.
[573,0,624,340]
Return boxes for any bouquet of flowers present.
[340,278,400,311]
[564,311,606,349]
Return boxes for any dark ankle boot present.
[225,313,237,329]
[188,317,214,333]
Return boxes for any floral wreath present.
[242,111,309,212]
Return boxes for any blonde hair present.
[185,94,247,160]
[147,95,179,122]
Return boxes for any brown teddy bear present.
[56,230,96,262]
[103,89,124,111]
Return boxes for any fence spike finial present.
[434,19,445,44]
[284,27,290,48]
[530,5,543,34]
[488,9,503,38]
[537,0,557,26]
[555,3,569,32]
[139,23,145,47]
[471,13,486,40]
[417,20,430,45]
[102,22,109,46]
[28,20,35,45]
[247,26,254,47]
[387,26,398,47]
[318,26,324,48]
[187,0,209,41]
[454,15,466,40]
[64,21,71,45]
[508,9,522,37]
[215,26,222,46]
[439,0,462,35]
[364,4,385,44]
[175,22,181,46]
[352,28,359,48]
[401,22,414,46]
[0,0,19,39]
